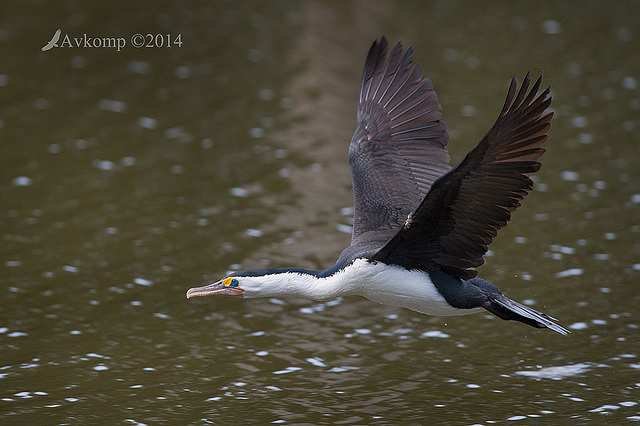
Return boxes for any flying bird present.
[187,37,568,335]
[41,29,62,52]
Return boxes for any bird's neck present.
[239,268,347,301]
[240,259,376,301]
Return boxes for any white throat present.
[240,258,478,317]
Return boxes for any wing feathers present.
[374,73,553,279]
[348,37,450,241]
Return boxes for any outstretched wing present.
[349,37,450,241]
[374,74,553,279]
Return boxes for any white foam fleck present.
[265,385,282,391]
[98,99,127,113]
[278,168,290,178]
[561,170,580,181]
[325,298,342,307]
[542,20,562,34]
[461,105,476,117]
[86,353,109,359]
[128,60,151,74]
[12,176,32,186]
[336,224,352,234]
[590,404,620,413]
[175,65,190,79]
[420,330,450,338]
[507,416,527,421]
[578,133,593,144]
[94,160,115,171]
[246,228,263,237]
[550,245,575,254]
[230,187,248,197]
[515,362,591,380]
[249,127,264,138]
[340,207,354,216]
[327,366,359,373]
[273,367,301,375]
[594,180,606,190]
[280,97,293,109]
[555,268,583,278]
[623,76,638,90]
[571,116,588,128]
[306,357,327,367]
[138,117,158,129]
[134,278,152,286]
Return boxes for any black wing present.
[374,74,553,279]
[349,37,450,241]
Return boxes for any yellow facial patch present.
[222,277,239,287]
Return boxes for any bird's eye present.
[229,278,239,287]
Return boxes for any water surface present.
[2,1,640,424]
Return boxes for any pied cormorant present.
[187,37,568,335]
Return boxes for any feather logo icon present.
[42,29,62,51]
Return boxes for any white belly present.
[343,259,481,317]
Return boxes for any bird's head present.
[186,276,245,299]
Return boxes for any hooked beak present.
[186,280,244,299]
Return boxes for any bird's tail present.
[483,295,569,335]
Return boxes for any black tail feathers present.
[483,295,569,335]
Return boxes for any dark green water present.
[2,1,640,424]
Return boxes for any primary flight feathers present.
[347,37,552,280]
